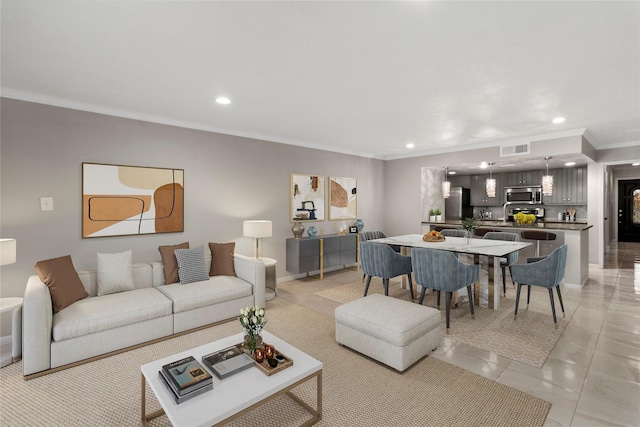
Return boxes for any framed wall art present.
[290,173,325,221]
[329,176,357,220]
[82,162,184,238]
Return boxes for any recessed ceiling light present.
[215,97,231,105]
[448,171,456,175]
[633,162,640,166]
[565,162,576,166]
[406,143,415,149]
[552,117,565,124]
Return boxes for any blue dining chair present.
[440,229,466,238]
[510,245,568,329]
[359,241,414,299]
[359,231,401,282]
[411,248,479,334]
[483,231,520,296]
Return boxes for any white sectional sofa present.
[22,253,265,378]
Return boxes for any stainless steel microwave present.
[504,185,543,204]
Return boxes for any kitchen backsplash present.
[473,205,588,222]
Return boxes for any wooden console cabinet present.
[286,234,358,279]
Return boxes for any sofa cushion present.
[157,276,252,313]
[52,288,173,341]
[34,255,89,313]
[209,242,236,276]
[158,242,189,284]
[97,250,135,296]
[175,246,210,284]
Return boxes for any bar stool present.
[521,230,557,258]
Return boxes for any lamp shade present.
[0,239,16,266]
[243,220,272,238]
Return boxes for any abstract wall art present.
[82,163,184,238]
[290,173,325,221]
[329,176,357,220]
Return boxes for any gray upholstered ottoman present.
[335,294,441,372]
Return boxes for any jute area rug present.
[0,298,550,427]
[315,278,580,368]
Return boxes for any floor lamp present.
[243,220,272,260]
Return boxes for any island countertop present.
[422,219,593,231]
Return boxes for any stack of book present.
[159,356,213,404]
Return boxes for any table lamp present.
[1,238,16,266]
[243,221,272,260]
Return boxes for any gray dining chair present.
[359,241,414,299]
[411,248,479,334]
[483,231,521,296]
[510,245,568,329]
[359,231,401,281]
[440,229,467,238]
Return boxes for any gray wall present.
[0,99,385,297]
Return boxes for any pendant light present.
[486,162,496,198]
[542,156,553,196]
[442,166,451,198]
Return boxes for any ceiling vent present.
[500,142,530,157]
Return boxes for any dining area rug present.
[314,277,580,368]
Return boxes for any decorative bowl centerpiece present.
[514,212,536,225]
[422,230,445,242]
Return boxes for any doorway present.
[618,179,640,242]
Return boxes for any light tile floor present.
[276,241,640,426]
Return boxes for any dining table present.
[368,234,531,310]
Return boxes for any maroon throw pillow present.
[158,242,189,284]
[209,242,236,276]
[34,255,88,313]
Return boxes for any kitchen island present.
[422,220,592,288]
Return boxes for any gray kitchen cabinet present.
[503,170,542,187]
[286,234,358,279]
[470,174,501,206]
[544,166,587,205]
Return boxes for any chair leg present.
[548,288,558,329]
[445,291,452,334]
[436,290,441,307]
[466,285,475,319]
[556,285,565,318]
[383,278,389,296]
[364,276,372,297]
[526,285,532,308]
[514,283,522,320]
[419,287,427,305]
[501,265,507,296]
[362,273,366,282]
[407,274,415,299]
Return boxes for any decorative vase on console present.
[307,226,318,238]
[355,219,364,232]
[292,222,305,239]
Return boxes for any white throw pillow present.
[97,250,135,296]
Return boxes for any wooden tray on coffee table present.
[250,345,293,376]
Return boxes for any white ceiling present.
[2,1,639,161]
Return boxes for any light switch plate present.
[40,197,54,211]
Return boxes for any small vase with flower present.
[238,306,267,354]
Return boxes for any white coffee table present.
[141,331,323,426]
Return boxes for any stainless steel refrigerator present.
[445,187,473,220]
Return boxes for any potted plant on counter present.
[429,209,436,222]
[435,208,442,222]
